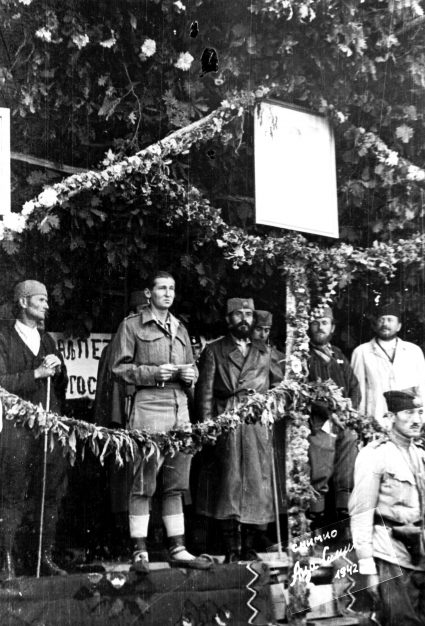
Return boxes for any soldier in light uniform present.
[349,389,425,625]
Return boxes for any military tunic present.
[349,431,425,625]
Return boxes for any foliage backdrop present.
[1,0,425,349]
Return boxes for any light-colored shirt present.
[349,431,425,574]
[232,336,251,358]
[351,337,425,427]
[14,320,40,356]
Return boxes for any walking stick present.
[36,376,51,578]
[271,429,284,560]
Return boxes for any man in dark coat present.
[195,297,284,562]
[308,306,361,529]
[252,310,286,545]
[0,280,68,578]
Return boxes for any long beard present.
[230,322,252,339]
[310,332,332,346]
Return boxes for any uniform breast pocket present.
[136,333,167,364]
[382,470,416,507]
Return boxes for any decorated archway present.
[2,91,425,621]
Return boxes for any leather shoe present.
[241,548,260,561]
[224,550,241,564]
[130,550,150,575]
[168,546,212,569]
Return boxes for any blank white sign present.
[254,100,338,238]
[0,108,10,215]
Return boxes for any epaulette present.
[368,434,391,448]
[124,312,142,320]
[123,304,150,321]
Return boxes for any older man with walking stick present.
[0,280,68,579]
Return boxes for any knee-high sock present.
[129,495,150,538]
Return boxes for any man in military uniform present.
[195,297,284,561]
[308,306,361,528]
[111,271,211,572]
[349,389,425,624]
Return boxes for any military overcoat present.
[195,335,284,524]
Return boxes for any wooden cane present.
[36,376,51,578]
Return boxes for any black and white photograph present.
[1,1,425,624]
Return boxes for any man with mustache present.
[308,306,360,530]
[349,389,425,625]
[195,298,284,562]
[351,301,425,429]
[0,280,68,578]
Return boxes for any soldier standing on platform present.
[195,297,284,562]
[349,389,425,625]
[111,271,211,573]
[308,306,360,529]
[0,280,68,578]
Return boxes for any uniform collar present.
[389,427,415,451]
[141,306,180,336]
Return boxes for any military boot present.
[241,524,260,561]
[221,520,242,563]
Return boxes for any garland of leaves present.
[1,372,378,622]
[0,380,376,470]
[5,90,262,238]
[3,88,425,306]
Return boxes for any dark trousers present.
[376,558,425,625]
[308,423,358,514]
[0,419,67,556]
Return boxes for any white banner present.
[51,333,112,400]
[0,108,10,215]
[254,100,339,238]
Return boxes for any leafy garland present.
[1,373,378,622]
[3,90,260,241]
[0,379,376,470]
[3,88,425,301]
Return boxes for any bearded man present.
[308,306,360,529]
[351,301,425,429]
[195,298,284,562]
